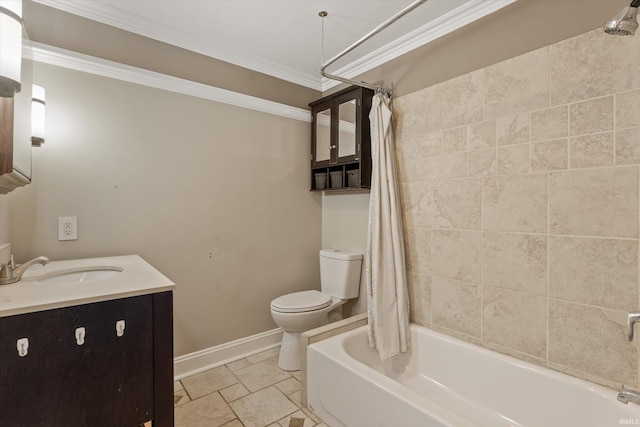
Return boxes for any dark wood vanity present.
[0,289,173,427]
[310,85,374,191]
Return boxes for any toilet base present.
[277,331,302,371]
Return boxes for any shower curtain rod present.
[319,0,428,97]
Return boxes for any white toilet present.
[270,249,362,371]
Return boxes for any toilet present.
[270,249,362,371]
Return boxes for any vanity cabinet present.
[0,291,173,427]
[310,86,373,191]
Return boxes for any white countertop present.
[0,255,175,317]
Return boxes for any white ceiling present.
[32,0,517,91]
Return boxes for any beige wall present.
[321,192,370,315]
[394,29,640,390]
[23,1,320,110]
[6,62,322,356]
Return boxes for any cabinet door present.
[0,295,154,427]
[311,101,333,168]
[335,91,359,164]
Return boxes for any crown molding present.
[31,0,324,91]
[30,42,312,123]
[320,0,518,91]
[32,0,516,94]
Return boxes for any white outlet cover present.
[58,216,78,241]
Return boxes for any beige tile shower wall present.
[394,29,640,391]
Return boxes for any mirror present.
[338,99,356,158]
[0,25,33,193]
[315,107,331,162]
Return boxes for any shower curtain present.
[365,92,410,361]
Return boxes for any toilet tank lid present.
[320,249,363,261]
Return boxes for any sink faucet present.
[626,312,640,341]
[618,386,640,405]
[0,256,49,285]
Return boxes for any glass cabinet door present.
[314,107,332,166]
[337,98,357,161]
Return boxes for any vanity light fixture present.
[31,84,45,146]
[0,0,23,97]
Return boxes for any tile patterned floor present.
[174,348,327,427]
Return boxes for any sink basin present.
[36,266,123,284]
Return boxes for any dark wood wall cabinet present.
[0,291,173,427]
[310,86,374,192]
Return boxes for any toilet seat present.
[271,290,332,313]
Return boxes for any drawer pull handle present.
[116,320,125,337]
[16,338,28,357]
[75,327,86,345]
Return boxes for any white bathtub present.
[307,323,640,427]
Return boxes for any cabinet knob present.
[16,338,28,357]
[116,320,126,337]
[75,327,86,345]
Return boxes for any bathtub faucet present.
[618,386,640,405]
[626,312,640,341]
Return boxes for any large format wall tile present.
[549,167,638,238]
[496,112,529,146]
[467,120,496,151]
[408,271,431,325]
[443,126,467,153]
[400,181,433,228]
[482,286,547,359]
[497,144,529,175]
[569,96,614,136]
[433,178,481,229]
[616,89,640,130]
[530,138,568,172]
[482,232,547,295]
[550,30,640,105]
[484,47,549,120]
[430,152,468,180]
[432,229,481,283]
[549,236,638,311]
[404,227,431,275]
[395,28,640,390]
[531,106,568,142]
[482,174,547,233]
[432,276,481,338]
[549,300,636,386]
[615,127,640,165]
[396,71,484,136]
[468,148,497,177]
[569,132,614,168]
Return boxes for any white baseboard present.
[174,328,283,380]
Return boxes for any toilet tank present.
[320,249,363,299]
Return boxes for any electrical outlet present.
[58,216,78,241]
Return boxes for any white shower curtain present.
[365,92,410,361]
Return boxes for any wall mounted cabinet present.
[0,37,33,194]
[310,86,373,192]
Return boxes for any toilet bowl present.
[270,290,345,370]
[270,249,362,371]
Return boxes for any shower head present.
[605,1,640,36]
